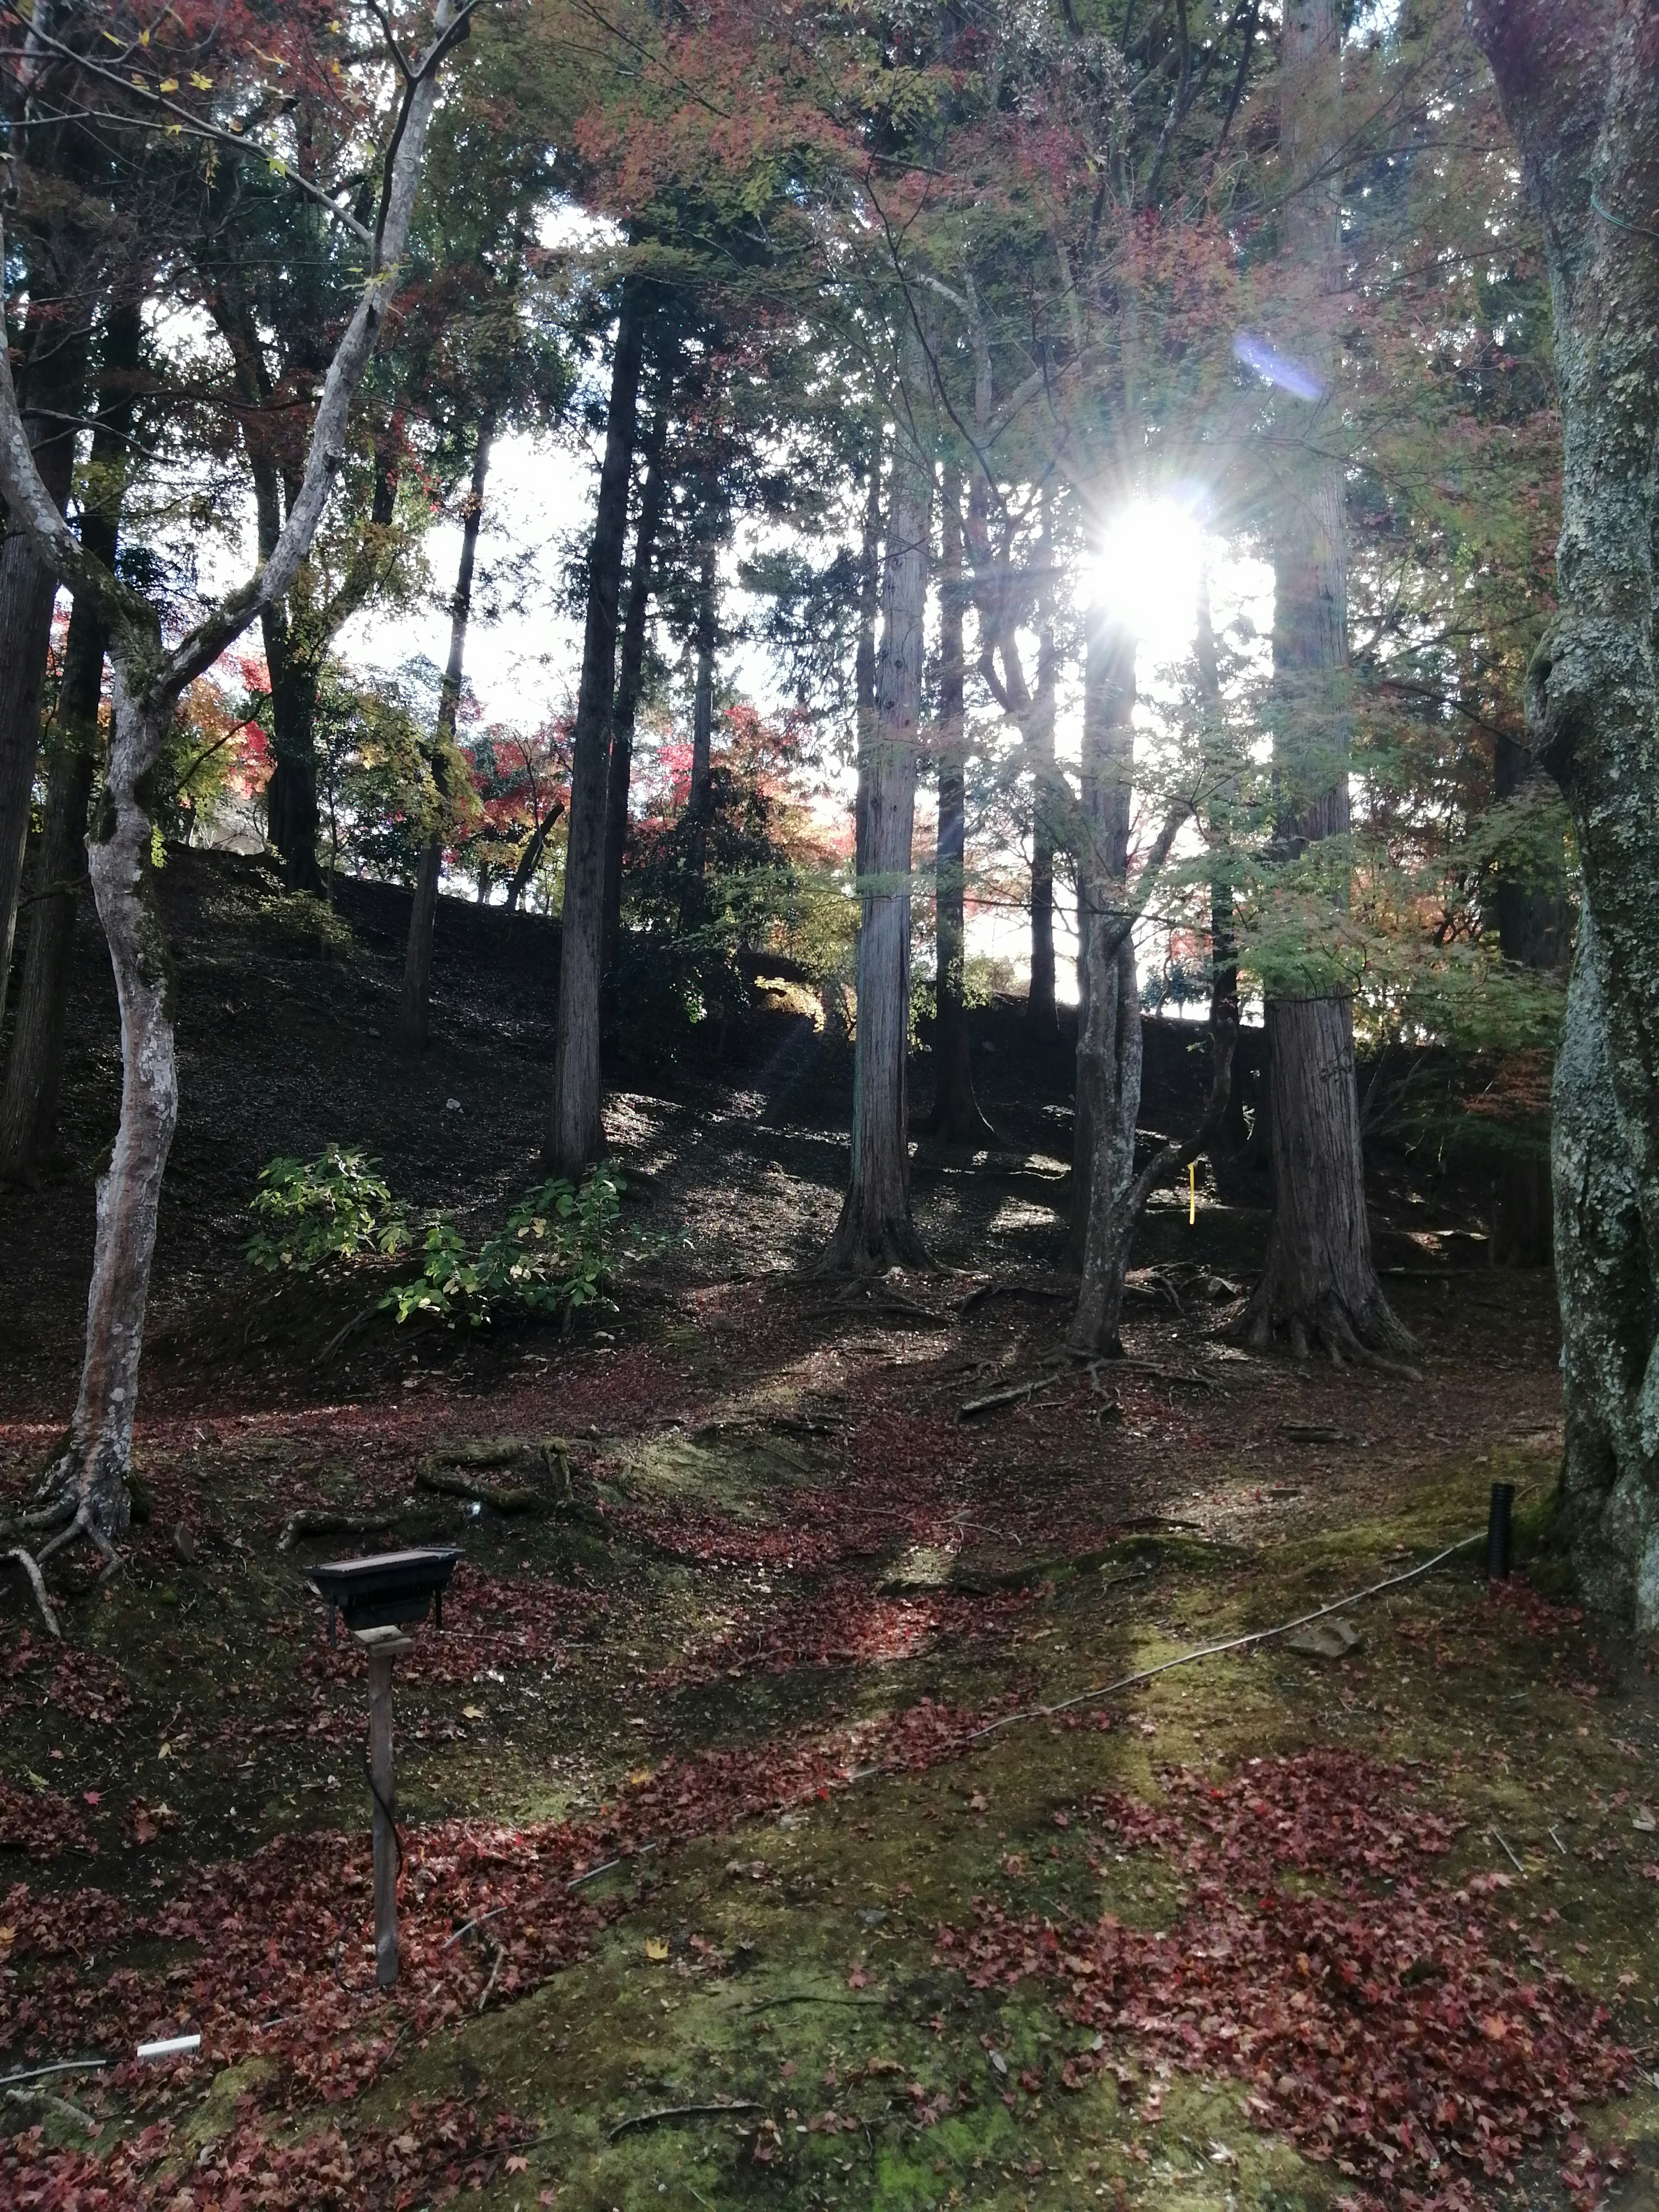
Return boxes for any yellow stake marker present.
[1188,1161,1197,1226]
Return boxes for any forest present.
[3,0,1659,2206]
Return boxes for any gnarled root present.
[7,1446,130,1636]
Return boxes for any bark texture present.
[1468,0,1659,1626]
[926,468,993,1144]
[1241,0,1410,1363]
[1069,603,1141,1345]
[601,372,672,978]
[685,535,717,885]
[823,328,932,1270]
[1027,499,1059,1039]
[0,305,140,1181]
[548,274,648,1174]
[0,305,85,1024]
[396,409,493,1055]
[1489,731,1569,1265]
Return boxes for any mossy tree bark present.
[1470,0,1659,1628]
[1240,0,1411,1366]
[0,302,141,1184]
[927,467,993,1144]
[0,5,457,1615]
[1489,731,1570,1266]
[823,324,933,1271]
[548,273,648,1176]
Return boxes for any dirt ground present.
[2,850,1656,2212]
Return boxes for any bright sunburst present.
[1093,497,1209,665]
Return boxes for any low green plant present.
[245,1149,410,1273]
[381,1172,628,1327]
[247,1151,661,1330]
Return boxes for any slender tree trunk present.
[0,302,86,1027]
[822,327,932,1270]
[1489,731,1569,1265]
[1027,495,1059,1039]
[927,467,992,1143]
[601,370,673,978]
[1069,600,1140,1338]
[853,445,882,885]
[548,274,648,1175]
[23,678,176,1557]
[686,535,717,884]
[1241,0,1411,1364]
[396,408,493,1055]
[1469,0,1659,1626]
[0,304,140,1183]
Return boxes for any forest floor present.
[2,848,1657,2212]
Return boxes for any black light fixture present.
[309,1546,462,1643]
[308,1545,463,1989]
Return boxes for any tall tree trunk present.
[264,644,323,891]
[1469,0,1659,1627]
[396,408,493,1055]
[927,466,992,1144]
[1027,494,1059,1039]
[853,444,882,885]
[1196,558,1251,1174]
[0,301,86,1027]
[1240,0,1411,1364]
[1489,730,1569,1265]
[686,535,717,884]
[0,302,140,1183]
[822,327,932,1270]
[1069,600,1141,1340]
[601,369,673,979]
[548,274,648,1175]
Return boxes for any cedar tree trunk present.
[601,371,672,979]
[686,534,716,884]
[853,446,881,884]
[548,274,648,1175]
[1027,497,1059,1039]
[822,326,932,1270]
[1241,0,1411,1363]
[0,300,85,1024]
[927,466,993,1143]
[396,407,493,1055]
[0,302,140,1182]
[1070,601,1141,1343]
[1470,0,1659,1627]
[1489,731,1569,1265]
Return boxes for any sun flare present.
[1094,497,1209,665]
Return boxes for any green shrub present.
[247,1153,664,1330]
[245,1149,409,1273]
[382,1171,628,1327]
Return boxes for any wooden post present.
[355,1625,413,1989]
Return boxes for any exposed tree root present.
[7,1447,132,1636]
[4,1546,61,1637]
[1236,1284,1421,1379]
[816,1211,933,1277]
